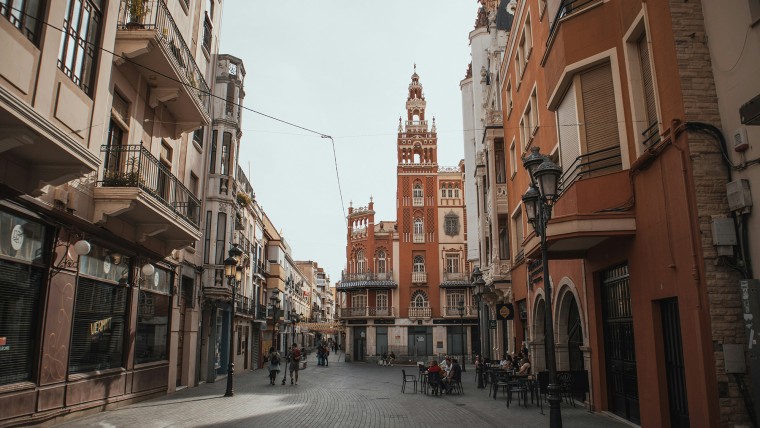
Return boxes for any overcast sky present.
[219,1,480,283]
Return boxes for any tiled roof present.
[440,281,473,289]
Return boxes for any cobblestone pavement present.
[56,352,633,428]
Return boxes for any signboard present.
[489,320,497,329]
[496,303,514,320]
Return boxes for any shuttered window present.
[69,277,128,373]
[136,267,172,364]
[638,34,657,130]
[558,82,581,183]
[580,63,621,175]
[0,260,43,385]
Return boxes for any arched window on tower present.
[356,250,366,274]
[413,255,425,273]
[413,183,423,206]
[376,250,387,274]
[413,218,424,242]
[411,290,429,308]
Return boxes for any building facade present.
[0,0,223,425]
[467,0,759,426]
[339,70,474,363]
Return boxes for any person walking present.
[323,345,329,367]
[286,343,302,385]
[267,347,281,385]
[316,345,324,366]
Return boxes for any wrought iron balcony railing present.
[117,0,210,114]
[341,271,394,282]
[338,306,396,318]
[412,271,427,284]
[558,145,622,197]
[547,0,601,47]
[100,144,200,226]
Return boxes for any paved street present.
[56,351,632,428]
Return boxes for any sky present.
[219,1,480,283]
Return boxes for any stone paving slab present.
[55,352,633,428]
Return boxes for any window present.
[509,139,517,177]
[414,218,424,235]
[0,211,46,386]
[209,131,217,173]
[413,255,425,273]
[578,63,622,174]
[351,291,366,309]
[498,215,510,259]
[376,290,388,309]
[530,90,539,135]
[356,250,366,273]
[193,127,204,148]
[58,0,103,95]
[522,105,532,147]
[446,291,464,309]
[506,81,513,116]
[520,117,528,150]
[215,212,227,264]
[204,211,212,263]
[444,213,459,236]
[495,140,506,184]
[376,250,386,273]
[112,91,129,122]
[413,183,423,206]
[454,187,460,198]
[411,290,428,307]
[226,83,235,115]
[445,254,460,273]
[522,16,533,61]
[0,0,44,45]
[136,267,172,364]
[512,208,524,255]
[221,132,232,176]
[203,0,213,52]
[441,187,446,198]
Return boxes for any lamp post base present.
[224,362,235,397]
[547,383,563,428]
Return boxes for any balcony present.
[413,234,425,243]
[235,295,256,318]
[443,305,478,318]
[338,306,396,319]
[337,271,396,291]
[411,271,427,284]
[408,306,432,318]
[93,144,201,251]
[114,0,211,134]
[405,120,428,129]
[523,147,634,260]
[412,197,424,206]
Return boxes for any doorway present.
[352,326,366,361]
[661,298,689,427]
[602,264,640,424]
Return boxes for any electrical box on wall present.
[727,179,753,214]
[732,127,750,152]
[711,217,737,257]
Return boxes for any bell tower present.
[396,65,440,319]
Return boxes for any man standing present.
[287,343,302,385]
[444,358,462,394]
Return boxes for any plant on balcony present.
[126,0,150,28]
[236,191,251,208]
[102,156,141,187]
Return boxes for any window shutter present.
[0,261,42,385]
[638,35,657,129]
[558,82,581,183]
[581,63,621,175]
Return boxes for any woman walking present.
[267,347,282,385]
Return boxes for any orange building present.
[483,0,756,426]
[339,70,473,363]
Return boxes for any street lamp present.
[521,146,563,427]
[471,267,486,389]
[223,243,243,397]
[457,299,466,372]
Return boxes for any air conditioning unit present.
[732,127,750,152]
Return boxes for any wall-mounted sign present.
[90,317,113,336]
[11,225,23,251]
[496,303,514,320]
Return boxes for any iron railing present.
[235,295,256,316]
[443,305,478,317]
[341,271,394,282]
[339,307,396,318]
[100,144,200,226]
[558,146,622,197]
[547,0,601,47]
[256,304,267,320]
[117,0,210,114]
[641,121,661,147]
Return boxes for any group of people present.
[380,351,396,366]
[424,355,462,395]
[266,343,303,385]
[316,344,330,366]
[499,350,531,375]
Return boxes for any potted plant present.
[126,0,149,29]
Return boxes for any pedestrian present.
[388,351,396,366]
[323,345,329,366]
[286,343,302,385]
[317,345,324,366]
[267,346,281,385]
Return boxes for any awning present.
[439,281,472,289]
[336,280,397,291]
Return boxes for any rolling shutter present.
[581,63,621,175]
[557,81,581,184]
[638,34,658,129]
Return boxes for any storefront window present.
[135,266,172,364]
[0,210,46,385]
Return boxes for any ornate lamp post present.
[223,244,243,397]
[521,146,563,427]
[471,267,486,389]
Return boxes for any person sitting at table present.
[388,351,396,366]
[426,360,445,394]
[517,356,531,375]
[440,356,451,374]
[443,358,462,394]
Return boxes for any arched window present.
[413,183,423,198]
[444,213,460,236]
[413,255,425,272]
[454,187,460,198]
[376,250,386,273]
[413,218,424,235]
[411,290,428,307]
[447,184,453,198]
[356,249,366,273]
[441,186,446,198]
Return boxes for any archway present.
[531,297,546,372]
